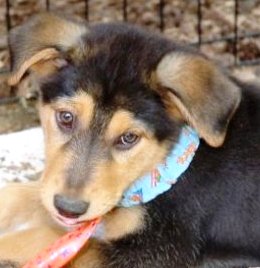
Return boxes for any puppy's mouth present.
[54,214,85,229]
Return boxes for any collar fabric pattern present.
[119,126,200,207]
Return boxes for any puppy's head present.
[9,13,241,227]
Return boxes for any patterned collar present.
[119,126,200,207]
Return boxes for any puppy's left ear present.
[156,53,241,147]
[7,13,87,86]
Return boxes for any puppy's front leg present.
[70,241,104,268]
[0,181,49,232]
[0,226,64,265]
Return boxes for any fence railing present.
[1,0,260,103]
[3,0,260,66]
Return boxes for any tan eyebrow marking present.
[105,110,148,142]
[50,91,95,129]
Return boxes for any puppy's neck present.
[119,125,200,207]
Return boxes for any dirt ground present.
[0,99,39,134]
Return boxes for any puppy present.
[0,13,259,268]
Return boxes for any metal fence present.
[3,0,260,67]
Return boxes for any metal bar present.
[159,0,165,32]
[228,58,260,68]
[5,0,11,31]
[197,0,202,48]
[85,0,89,21]
[5,0,13,96]
[0,69,9,74]
[46,0,50,11]
[234,0,239,65]
[191,32,260,46]
[237,58,260,66]
[123,0,128,21]
[5,0,11,61]
[0,96,20,105]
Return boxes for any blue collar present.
[118,126,200,207]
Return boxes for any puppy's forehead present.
[40,24,178,140]
[40,24,177,102]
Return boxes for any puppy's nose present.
[54,194,89,218]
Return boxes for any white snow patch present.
[0,127,45,187]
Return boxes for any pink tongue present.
[22,217,101,268]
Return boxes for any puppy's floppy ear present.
[8,12,87,86]
[156,52,241,147]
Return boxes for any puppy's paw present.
[0,260,20,268]
[0,182,42,231]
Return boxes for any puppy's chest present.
[92,206,146,242]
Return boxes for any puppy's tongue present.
[22,217,101,268]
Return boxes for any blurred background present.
[0,0,260,134]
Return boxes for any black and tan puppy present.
[0,13,259,268]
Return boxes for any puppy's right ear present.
[8,13,87,86]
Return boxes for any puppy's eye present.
[115,132,140,150]
[56,111,75,131]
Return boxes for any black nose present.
[54,194,89,218]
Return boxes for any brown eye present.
[115,132,140,150]
[56,111,75,131]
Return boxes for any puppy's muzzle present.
[54,194,89,218]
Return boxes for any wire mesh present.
[2,0,260,69]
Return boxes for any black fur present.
[100,83,260,268]
[38,23,260,267]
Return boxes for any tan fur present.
[0,227,64,264]
[0,182,52,232]
[67,92,96,130]
[105,110,138,141]
[82,207,146,267]
[8,48,60,86]
[101,206,145,241]
[69,207,146,267]
[21,13,86,50]
[8,13,88,86]
[0,182,60,264]
[0,182,145,265]
[74,110,168,219]
[105,110,152,146]
[39,101,169,221]
[79,139,167,219]
[12,12,87,65]
[39,104,72,161]
[154,85,184,122]
[156,52,241,147]
[70,241,103,268]
[39,92,95,160]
